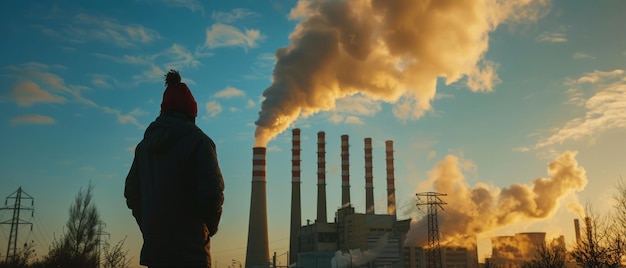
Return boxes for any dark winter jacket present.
[124,112,224,267]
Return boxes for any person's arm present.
[124,157,142,228]
[196,136,225,237]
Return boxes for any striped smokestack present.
[364,138,374,214]
[289,129,301,265]
[245,147,269,268]
[385,140,396,216]
[341,134,351,207]
[317,131,327,223]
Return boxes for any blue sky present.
[1,0,626,267]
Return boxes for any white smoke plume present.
[330,234,389,268]
[404,150,588,248]
[254,0,550,146]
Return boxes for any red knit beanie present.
[160,70,198,118]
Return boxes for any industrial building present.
[245,128,480,268]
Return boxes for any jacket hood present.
[142,112,198,153]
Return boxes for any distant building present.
[297,208,478,268]
[298,206,402,268]
[488,232,546,268]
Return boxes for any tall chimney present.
[385,140,396,216]
[317,131,327,223]
[364,138,374,214]
[341,134,351,207]
[289,129,301,265]
[245,147,269,267]
[574,219,581,244]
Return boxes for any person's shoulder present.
[191,127,215,143]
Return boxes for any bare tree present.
[41,184,100,267]
[569,204,620,268]
[606,178,626,267]
[102,237,131,268]
[484,258,505,268]
[0,241,36,268]
[616,178,626,231]
[521,242,565,268]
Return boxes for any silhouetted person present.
[125,70,225,268]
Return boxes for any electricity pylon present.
[95,220,110,268]
[0,187,34,262]
[416,192,446,268]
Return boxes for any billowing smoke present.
[405,150,588,248]
[331,234,389,268]
[254,0,550,146]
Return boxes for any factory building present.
[245,128,479,267]
[290,129,477,268]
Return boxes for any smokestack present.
[574,219,581,244]
[385,140,396,216]
[317,131,328,223]
[289,129,301,265]
[341,134,351,207]
[245,147,269,268]
[364,138,374,214]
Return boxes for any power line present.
[32,215,52,249]
[0,187,34,262]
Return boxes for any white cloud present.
[434,92,455,100]
[162,43,202,69]
[572,52,595,60]
[90,74,119,88]
[535,69,626,149]
[12,81,66,106]
[129,108,149,117]
[329,114,344,124]
[536,32,567,43]
[204,24,263,51]
[40,12,161,47]
[211,8,258,23]
[247,99,256,108]
[572,69,623,84]
[10,114,56,125]
[153,0,204,15]
[94,43,208,86]
[205,100,222,117]
[6,63,145,129]
[214,86,246,98]
[244,52,276,80]
[344,116,364,125]
[512,147,530,152]
[327,113,364,125]
[466,60,500,92]
[100,106,144,127]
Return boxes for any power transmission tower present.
[0,187,34,262]
[416,192,446,268]
[95,220,110,268]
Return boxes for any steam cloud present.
[404,150,588,248]
[331,234,389,268]
[254,0,550,146]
